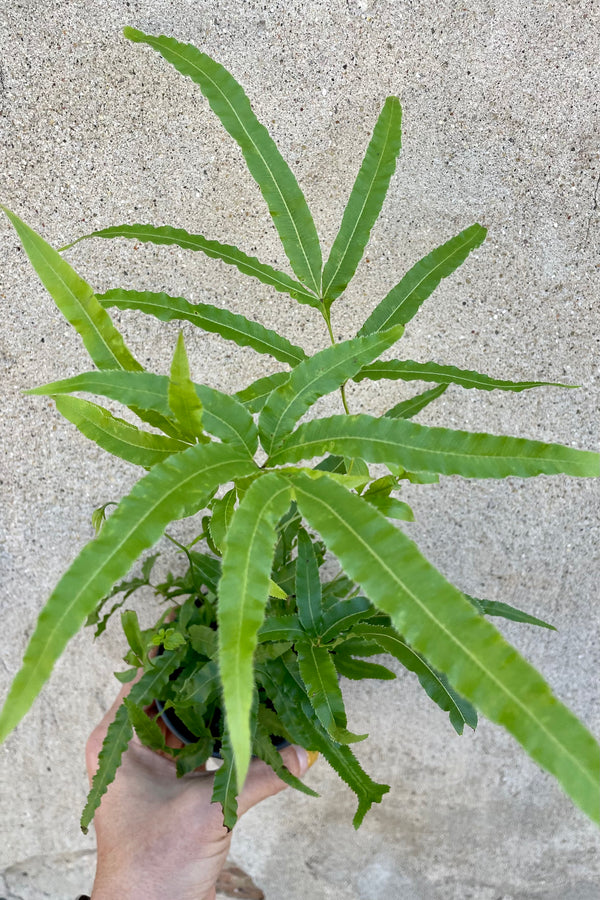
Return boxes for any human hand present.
[86,683,316,900]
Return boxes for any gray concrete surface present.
[1,1,599,897]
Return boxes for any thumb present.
[236,745,318,816]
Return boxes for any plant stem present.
[322,305,350,415]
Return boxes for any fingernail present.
[293,746,319,775]
[293,746,309,775]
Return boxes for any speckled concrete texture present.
[1,1,599,898]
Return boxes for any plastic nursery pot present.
[154,697,290,759]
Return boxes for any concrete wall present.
[1,1,599,897]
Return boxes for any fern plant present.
[1,27,599,832]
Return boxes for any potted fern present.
[1,27,598,833]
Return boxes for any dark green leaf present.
[260,327,404,456]
[466,595,556,630]
[333,652,396,681]
[295,528,323,635]
[66,223,320,307]
[211,728,238,830]
[124,29,323,294]
[253,718,319,798]
[270,413,600,479]
[124,698,167,751]
[99,288,307,367]
[358,224,487,334]
[291,472,600,823]
[209,488,237,551]
[319,596,373,642]
[384,384,448,419]
[257,615,305,643]
[234,371,290,412]
[356,359,571,392]
[296,642,367,744]
[81,651,183,831]
[349,624,477,734]
[258,654,389,827]
[322,97,402,303]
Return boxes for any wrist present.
[91,864,218,900]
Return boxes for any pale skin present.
[86,684,316,900]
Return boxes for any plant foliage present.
[1,29,598,833]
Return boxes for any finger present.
[85,672,144,778]
[236,746,318,815]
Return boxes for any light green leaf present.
[322,97,402,303]
[356,359,571,392]
[466,595,556,631]
[124,698,167,751]
[121,609,146,663]
[358,223,487,334]
[168,331,207,442]
[124,29,323,294]
[384,384,448,420]
[99,288,307,367]
[54,395,190,467]
[349,624,477,734]
[291,473,600,823]
[0,444,256,743]
[298,466,368,491]
[297,642,367,744]
[211,728,238,830]
[28,371,182,439]
[91,501,117,535]
[364,494,414,521]
[268,579,288,600]
[218,472,293,784]
[270,413,600,479]
[66,223,320,307]
[260,326,404,456]
[234,372,290,413]
[295,528,323,635]
[2,207,142,372]
[29,370,258,456]
[209,488,237,551]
